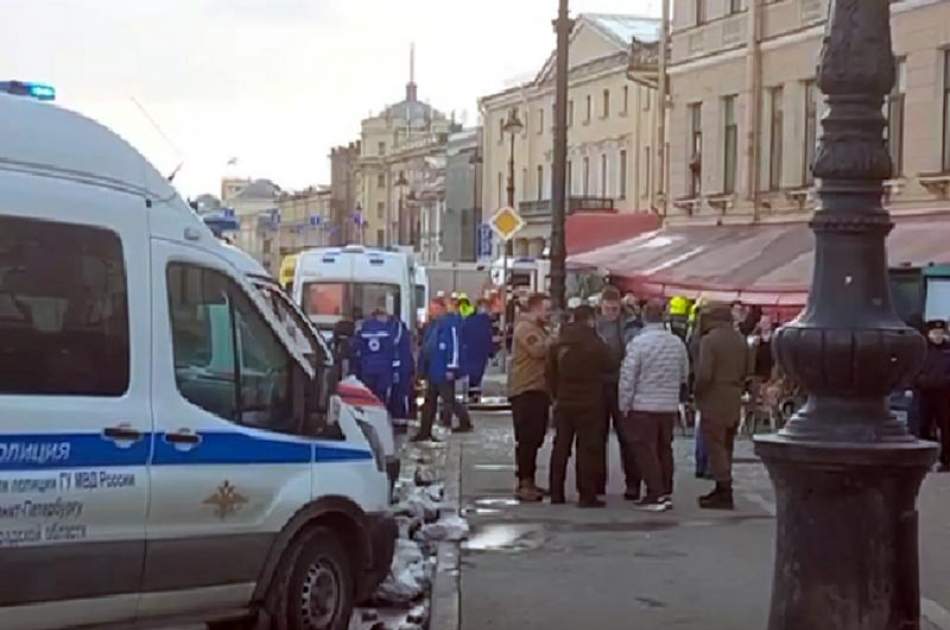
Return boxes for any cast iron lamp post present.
[549,0,572,311]
[754,1,937,628]
[498,107,523,366]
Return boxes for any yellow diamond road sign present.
[489,206,525,242]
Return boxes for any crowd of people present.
[350,283,950,515]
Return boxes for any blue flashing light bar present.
[0,81,56,101]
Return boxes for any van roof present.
[0,93,175,199]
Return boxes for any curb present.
[429,437,463,630]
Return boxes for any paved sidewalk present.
[455,411,950,630]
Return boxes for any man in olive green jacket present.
[694,302,749,510]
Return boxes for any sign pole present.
[488,206,525,378]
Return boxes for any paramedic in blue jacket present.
[462,298,495,402]
[387,315,415,421]
[354,309,396,405]
[413,298,474,441]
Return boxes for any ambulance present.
[0,89,394,630]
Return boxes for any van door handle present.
[103,426,143,442]
[164,431,201,445]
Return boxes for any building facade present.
[443,128,483,263]
[354,53,457,250]
[221,177,282,272]
[478,13,661,258]
[276,186,333,258]
[329,142,360,246]
[667,0,950,223]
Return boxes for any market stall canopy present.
[568,211,950,307]
[566,211,660,256]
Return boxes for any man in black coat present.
[546,305,611,507]
[916,320,950,471]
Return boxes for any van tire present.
[279,526,355,630]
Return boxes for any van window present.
[0,216,129,396]
[304,282,401,323]
[168,264,296,433]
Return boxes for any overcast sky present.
[3,0,659,198]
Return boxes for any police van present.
[0,90,395,629]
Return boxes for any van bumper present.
[359,511,397,600]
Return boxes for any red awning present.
[569,211,950,308]
[566,212,660,257]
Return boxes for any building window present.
[622,86,629,115]
[522,167,528,202]
[378,141,386,156]
[0,217,130,396]
[377,229,384,246]
[536,107,543,135]
[499,118,505,143]
[498,172,504,207]
[729,0,742,14]
[723,96,738,195]
[601,154,608,196]
[688,103,703,197]
[643,86,651,111]
[567,160,573,196]
[568,100,574,127]
[619,150,628,199]
[603,89,610,118]
[886,59,906,176]
[769,86,784,190]
[377,173,386,188]
[583,157,590,196]
[585,95,592,123]
[537,165,544,200]
[804,80,819,185]
[377,201,385,219]
[696,0,707,25]
[944,50,950,171]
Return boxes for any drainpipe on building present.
[657,0,670,217]
[745,0,763,222]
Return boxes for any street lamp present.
[755,2,937,629]
[500,107,523,359]
[550,0,572,311]
[395,171,409,248]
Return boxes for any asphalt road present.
[457,410,950,630]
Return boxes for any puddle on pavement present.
[472,496,519,507]
[462,506,502,516]
[473,463,517,471]
[464,524,547,552]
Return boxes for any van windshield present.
[304,282,401,327]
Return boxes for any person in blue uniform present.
[462,299,495,402]
[413,298,474,441]
[354,309,396,404]
[387,315,415,421]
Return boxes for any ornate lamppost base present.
[756,436,937,630]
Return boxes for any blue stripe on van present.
[0,432,372,471]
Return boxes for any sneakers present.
[623,491,641,502]
[633,497,671,512]
[698,483,735,510]
[515,481,543,503]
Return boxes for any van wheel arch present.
[253,497,373,610]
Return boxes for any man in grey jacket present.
[596,287,642,499]
[618,299,690,511]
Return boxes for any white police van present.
[0,90,395,630]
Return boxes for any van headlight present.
[355,419,386,473]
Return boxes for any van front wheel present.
[285,527,355,630]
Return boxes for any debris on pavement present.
[415,514,470,543]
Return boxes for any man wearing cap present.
[916,320,950,471]
[694,302,749,509]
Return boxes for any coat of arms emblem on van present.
[203,481,248,519]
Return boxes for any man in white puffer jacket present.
[618,299,690,511]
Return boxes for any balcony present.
[518,196,615,219]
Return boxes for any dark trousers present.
[701,416,738,484]
[919,391,950,465]
[419,380,472,436]
[600,383,640,493]
[695,414,709,476]
[549,404,602,501]
[510,391,550,482]
[625,411,675,499]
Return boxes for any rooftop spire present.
[406,42,417,102]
